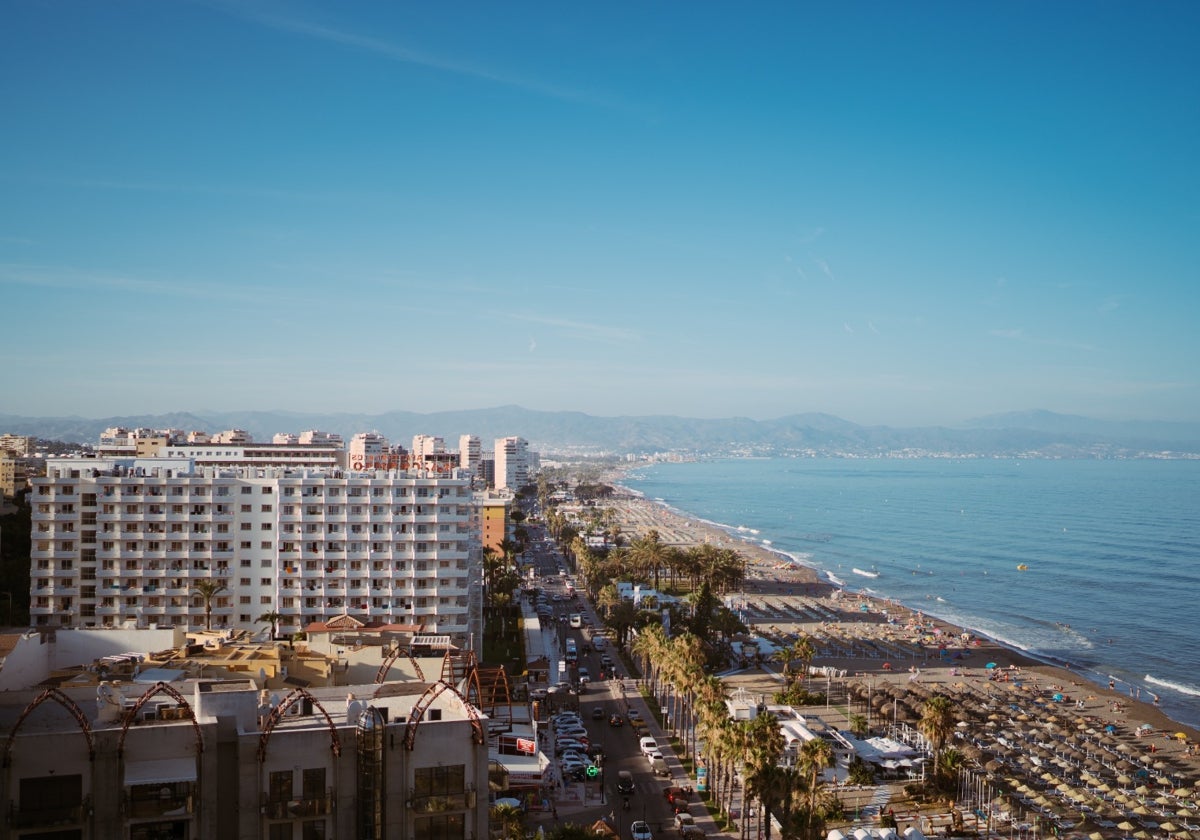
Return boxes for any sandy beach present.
[599,484,1200,833]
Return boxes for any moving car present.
[608,713,624,727]
[617,770,635,795]
[591,706,605,720]
[630,820,653,840]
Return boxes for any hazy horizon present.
[2,3,1197,427]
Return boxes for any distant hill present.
[1,407,1197,457]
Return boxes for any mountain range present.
[2,407,1198,458]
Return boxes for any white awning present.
[125,758,197,785]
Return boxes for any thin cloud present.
[843,322,854,334]
[815,258,836,282]
[528,338,537,353]
[989,327,1096,352]
[0,172,325,201]
[507,313,639,344]
[0,263,298,306]
[223,5,610,108]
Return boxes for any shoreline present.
[600,477,1200,758]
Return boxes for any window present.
[241,504,252,513]
[262,578,272,586]
[261,504,273,512]
[261,523,273,531]
[413,765,465,800]
[262,541,272,550]
[262,486,273,494]
[269,769,293,802]
[241,523,252,531]
[241,578,252,586]
[302,767,325,801]
[302,820,328,840]
[241,487,253,495]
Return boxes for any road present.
[521,525,687,840]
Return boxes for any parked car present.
[554,740,587,756]
[674,813,695,832]
[639,736,658,757]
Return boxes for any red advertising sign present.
[516,738,536,755]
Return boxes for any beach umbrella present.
[987,662,998,669]
[1088,832,1106,840]
[1117,822,1137,832]
[1117,774,1133,785]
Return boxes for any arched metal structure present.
[439,649,483,709]
[401,680,485,751]
[474,666,514,725]
[374,645,425,684]
[3,687,95,767]
[117,681,204,757]
[257,688,342,763]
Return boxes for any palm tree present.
[797,737,835,839]
[848,713,869,739]
[919,694,956,790]
[629,530,670,592]
[257,610,282,638]
[192,578,227,630]
[490,802,525,840]
[790,636,815,686]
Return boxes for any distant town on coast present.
[3,405,1199,460]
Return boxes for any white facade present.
[458,434,481,474]
[411,435,444,458]
[493,436,530,490]
[30,458,483,646]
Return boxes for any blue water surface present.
[622,458,1200,728]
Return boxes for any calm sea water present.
[622,458,1200,728]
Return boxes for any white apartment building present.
[99,428,345,470]
[30,458,483,647]
[493,437,531,490]
[411,435,444,458]
[458,435,481,475]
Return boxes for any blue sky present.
[2,1,1197,426]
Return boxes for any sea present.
[620,458,1200,729]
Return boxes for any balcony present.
[126,777,195,819]
[9,801,86,829]
[262,792,332,820]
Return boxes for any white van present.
[569,614,582,628]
